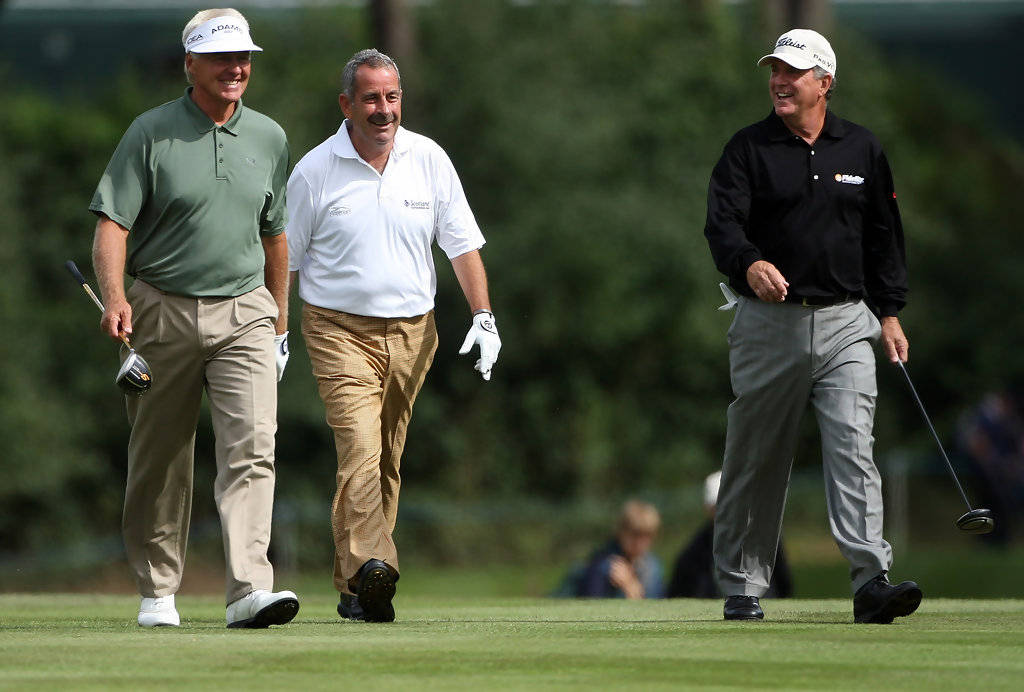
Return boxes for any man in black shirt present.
[704,29,921,624]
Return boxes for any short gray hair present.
[812,65,836,101]
[341,49,401,99]
[182,8,249,84]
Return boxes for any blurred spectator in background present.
[667,472,793,598]
[557,501,665,599]
[956,387,1024,545]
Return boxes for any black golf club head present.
[956,508,995,534]
[116,349,153,395]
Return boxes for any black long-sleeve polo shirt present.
[704,110,907,316]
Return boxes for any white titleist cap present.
[183,16,262,54]
[757,29,836,77]
[704,471,722,510]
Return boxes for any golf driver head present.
[116,349,153,395]
[956,508,995,534]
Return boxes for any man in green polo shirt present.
[89,8,299,629]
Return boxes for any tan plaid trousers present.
[301,303,437,594]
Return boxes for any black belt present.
[787,293,854,307]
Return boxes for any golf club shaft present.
[81,283,106,314]
[65,260,134,350]
[897,360,973,510]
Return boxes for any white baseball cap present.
[757,29,836,77]
[183,16,262,54]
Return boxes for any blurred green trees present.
[1,0,1023,566]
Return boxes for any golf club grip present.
[65,260,87,286]
[66,260,107,312]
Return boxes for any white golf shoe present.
[138,595,180,627]
[225,589,299,629]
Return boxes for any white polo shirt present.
[286,122,485,318]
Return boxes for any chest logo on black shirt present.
[404,200,431,210]
[834,173,865,185]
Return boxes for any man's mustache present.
[368,114,396,125]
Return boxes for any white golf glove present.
[274,331,289,382]
[459,311,501,381]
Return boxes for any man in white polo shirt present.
[287,48,500,622]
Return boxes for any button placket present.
[379,167,391,202]
[214,129,225,179]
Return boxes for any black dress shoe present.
[356,559,397,623]
[854,574,922,624]
[337,594,364,621]
[724,595,764,620]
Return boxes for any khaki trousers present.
[301,304,437,595]
[122,280,279,605]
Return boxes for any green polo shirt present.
[90,88,289,297]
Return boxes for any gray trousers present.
[713,297,893,596]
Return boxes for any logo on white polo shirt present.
[834,173,865,185]
[404,199,431,210]
[329,204,352,216]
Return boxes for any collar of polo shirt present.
[332,119,410,161]
[182,88,244,133]
[767,109,846,142]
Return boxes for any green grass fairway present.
[1,595,1021,690]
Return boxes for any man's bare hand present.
[101,297,133,342]
[746,260,789,302]
[881,315,908,363]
